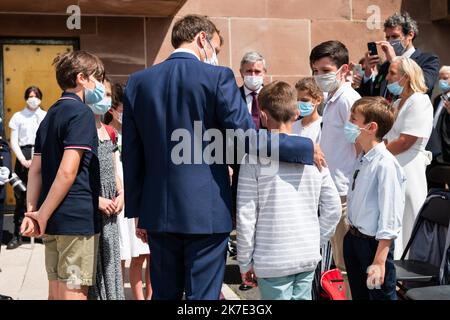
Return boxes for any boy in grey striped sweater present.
[237,81,341,300]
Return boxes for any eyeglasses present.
[352,169,360,191]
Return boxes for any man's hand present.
[314,144,327,172]
[376,41,397,63]
[99,197,117,216]
[241,268,257,288]
[367,263,385,289]
[444,100,450,114]
[136,228,148,243]
[0,166,10,185]
[364,51,381,76]
[24,211,47,237]
[20,217,40,237]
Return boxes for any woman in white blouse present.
[384,57,433,259]
[6,86,46,250]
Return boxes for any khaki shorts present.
[43,234,99,287]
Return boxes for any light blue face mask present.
[387,75,405,96]
[84,80,106,105]
[298,101,315,117]
[89,97,112,115]
[344,121,364,144]
[439,80,450,93]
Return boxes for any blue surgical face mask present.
[84,79,105,105]
[298,101,315,117]
[439,80,450,93]
[89,97,112,115]
[344,121,366,144]
[387,75,405,96]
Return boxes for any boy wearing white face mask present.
[310,41,361,299]
[7,86,47,249]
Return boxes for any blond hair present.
[392,56,427,94]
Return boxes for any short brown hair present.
[53,50,105,90]
[171,14,221,48]
[295,77,323,101]
[351,97,395,141]
[258,81,297,123]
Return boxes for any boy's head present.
[350,97,395,143]
[309,41,349,93]
[53,50,105,91]
[258,81,299,131]
[295,77,323,117]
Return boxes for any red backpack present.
[320,269,347,300]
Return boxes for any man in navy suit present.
[359,12,439,101]
[123,14,325,300]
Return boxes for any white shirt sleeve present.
[397,94,434,139]
[10,129,26,162]
[236,160,259,274]
[8,112,19,130]
[376,161,406,240]
[318,169,342,245]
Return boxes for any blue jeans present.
[258,271,315,300]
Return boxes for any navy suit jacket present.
[359,48,440,99]
[123,52,314,234]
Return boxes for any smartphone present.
[353,64,363,76]
[367,42,378,56]
[443,94,449,103]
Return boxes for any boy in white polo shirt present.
[310,41,361,298]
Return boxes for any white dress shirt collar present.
[402,46,416,59]
[172,48,200,60]
[244,85,263,97]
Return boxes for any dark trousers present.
[13,146,31,236]
[148,232,229,300]
[343,231,397,300]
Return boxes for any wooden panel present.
[2,44,73,205]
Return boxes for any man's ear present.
[369,122,379,135]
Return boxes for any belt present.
[349,226,375,239]
[20,145,34,149]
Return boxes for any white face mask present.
[244,75,264,92]
[203,38,219,66]
[314,67,343,93]
[26,97,41,110]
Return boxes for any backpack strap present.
[104,124,117,145]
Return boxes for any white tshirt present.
[292,116,322,144]
[9,107,46,146]
[320,82,360,196]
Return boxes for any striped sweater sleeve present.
[318,169,342,245]
[236,162,259,274]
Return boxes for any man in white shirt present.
[359,12,439,100]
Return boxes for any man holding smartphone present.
[359,12,440,100]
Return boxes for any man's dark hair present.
[384,12,419,40]
[171,14,221,49]
[309,40,349,68]
[24,86,43,100]
[53,50,105,90]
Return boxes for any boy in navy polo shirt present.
[21,51,104,300]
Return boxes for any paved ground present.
[0,213,243,300]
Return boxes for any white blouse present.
[385,92,433,154]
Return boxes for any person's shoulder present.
[377,148,404,174]
[341,84,361,101]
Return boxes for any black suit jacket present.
[427,95,450,163]
[359,48,440,99]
